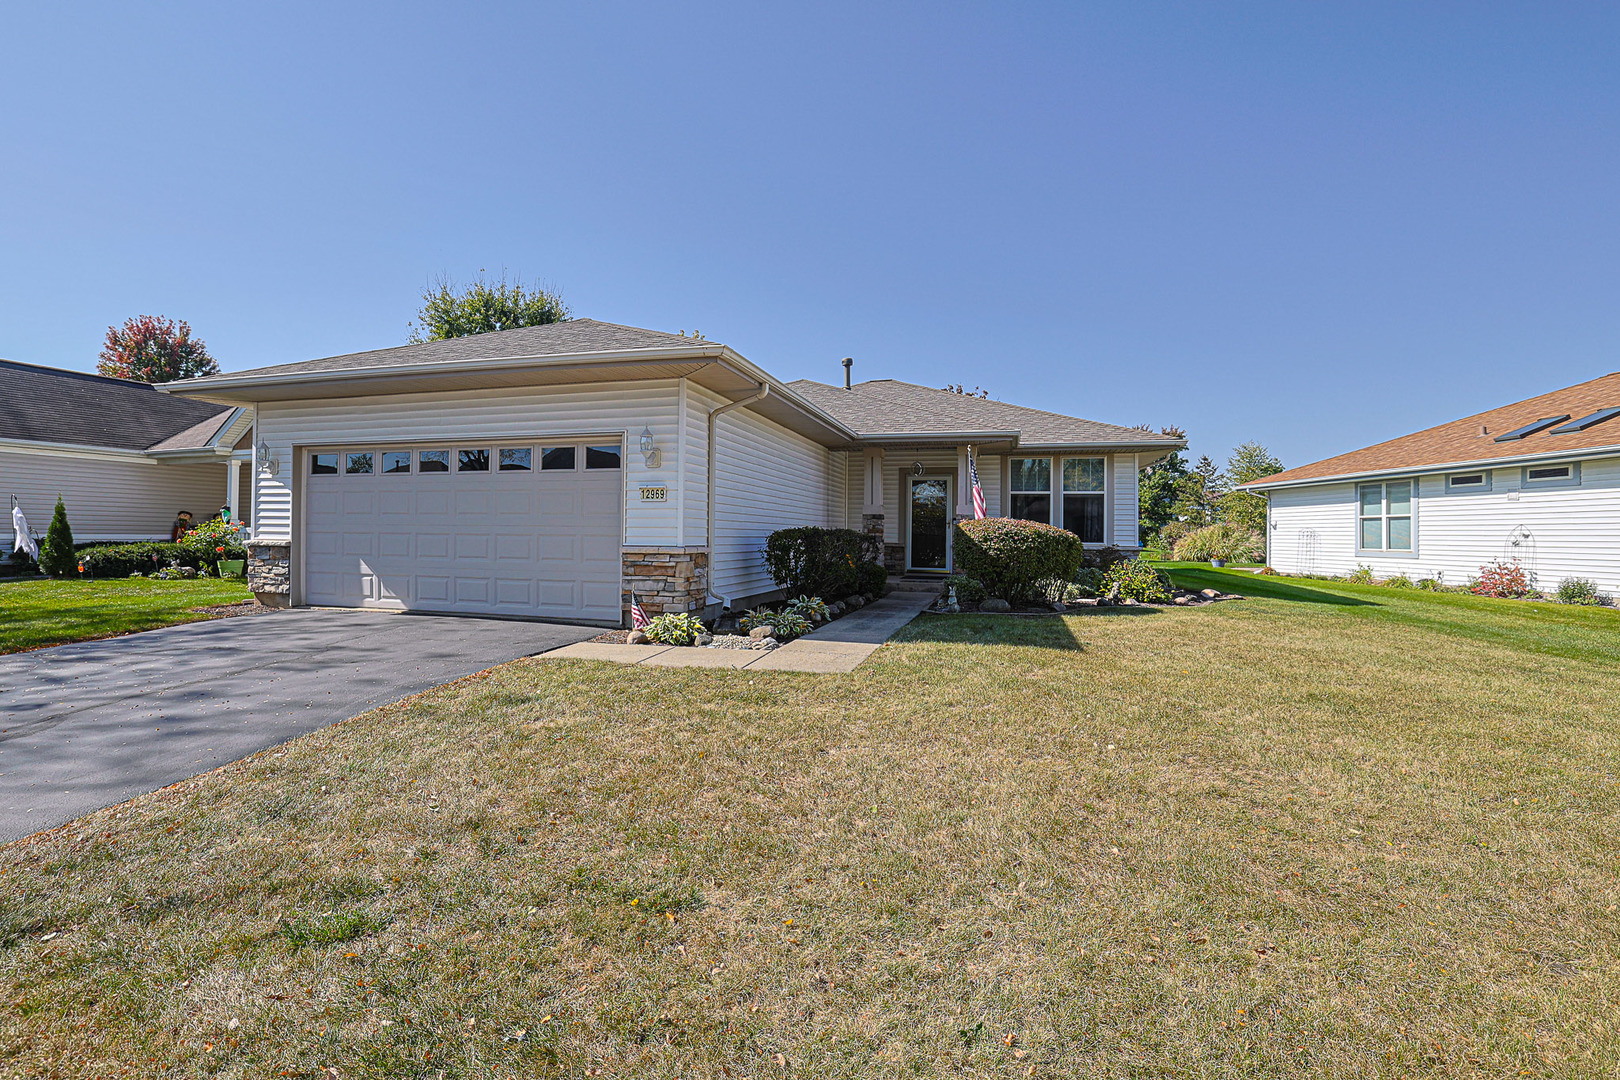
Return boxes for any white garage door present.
[303,441,623,622]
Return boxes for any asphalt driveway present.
[0,609,596,843]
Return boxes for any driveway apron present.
[0,609,595,843]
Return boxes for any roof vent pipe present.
[842,357,853,389]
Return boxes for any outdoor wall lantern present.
[257,441,280,477]
[639,426,662,469]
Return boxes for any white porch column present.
[956,446,973,519]
[226,459,241,522]
[862,447,885,515]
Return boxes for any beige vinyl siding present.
[1266,457,1620,592]
[251,381,685,548]
[1,446,226,546]
[1111,454,1140,548]
[700,385,844,602]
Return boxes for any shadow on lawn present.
[896,611,1125,650]
[1167,570,1381,608]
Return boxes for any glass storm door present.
[908,477,950,571]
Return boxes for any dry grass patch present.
[2,573,1618,1077]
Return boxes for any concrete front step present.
[887,577,946,595]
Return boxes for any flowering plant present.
[1469,559,1536,599]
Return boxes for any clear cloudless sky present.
[4,2,1619,470]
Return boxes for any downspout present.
[706,381,769,608]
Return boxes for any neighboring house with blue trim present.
[1240,371,1620,593]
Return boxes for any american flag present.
[630,594,650,629]
[968,448,987,519]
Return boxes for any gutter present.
[1239,441,1620,492]
[706,379,770,608]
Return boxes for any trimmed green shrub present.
[1171,522,1264,564]
[763,526,880,600]
[1101,559,1172,603]
[644,612,707,646]
[1080,545,1130,571]
[1071,567,1105,598]
[942,574,986,603]
[952,518,1085,605]
[853,560,887,598]
[77,542,210,578]
[1555,577,1606,606]
[38,497,76,577]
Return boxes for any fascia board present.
[1240,443,1620,491]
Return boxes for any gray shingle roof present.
[0,360,234,451]
[789,379,1182,448]
[180,319,706,383]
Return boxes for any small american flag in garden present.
[630,594,650,629]
[968,448,987,519]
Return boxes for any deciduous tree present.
[408,271,570,342]
[97,316,219,383]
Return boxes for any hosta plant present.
[643,612,707,646]
[783,596,829,622]
[768,612,812,640]
[737,607,776,633]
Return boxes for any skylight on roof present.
[1549,407,1620,435]
[1494,415,1571,442]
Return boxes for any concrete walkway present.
[537,590,939,672]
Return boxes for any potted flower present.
[1211,557,1226,568]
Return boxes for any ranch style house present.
[151,320,1183,626]
[1242,371,1620,594]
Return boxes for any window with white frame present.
[1358,480,1413,551]
[1445,471,1489,493]
[1062,457,1106,543]
[1009,457,1051,523]
[1523,462,1580,487]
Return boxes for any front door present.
[908,477,951,572]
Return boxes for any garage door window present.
[346,452,373,475]
[419,450,449,472]
[458,449,490,472]
[311,453,338,475]
[382,451,411,474]
[541,446,576,470]
[499,448,532,471]
[586,445,622,469]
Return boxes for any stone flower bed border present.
[590,592,886,650]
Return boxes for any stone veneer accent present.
[622,546,709,626]
[246,542,292,608]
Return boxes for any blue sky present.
[4,2,1619,471]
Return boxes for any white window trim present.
[1008,456,1054,525]
[1522,461,1581,488]
[1060,455,1109,545]
[1356,479,1417,557]
[1444,470,1491,493]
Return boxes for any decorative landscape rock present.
[981,598,1011,613]
[626,630,649,644]
[695,633,713,646]
[749,625,775,639]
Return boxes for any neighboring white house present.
[1241,371,1620,593]
[164,320,1183,625]
[0,360,254,552]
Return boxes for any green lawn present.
[2,570,1618,1076]
[0,577,252,654]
